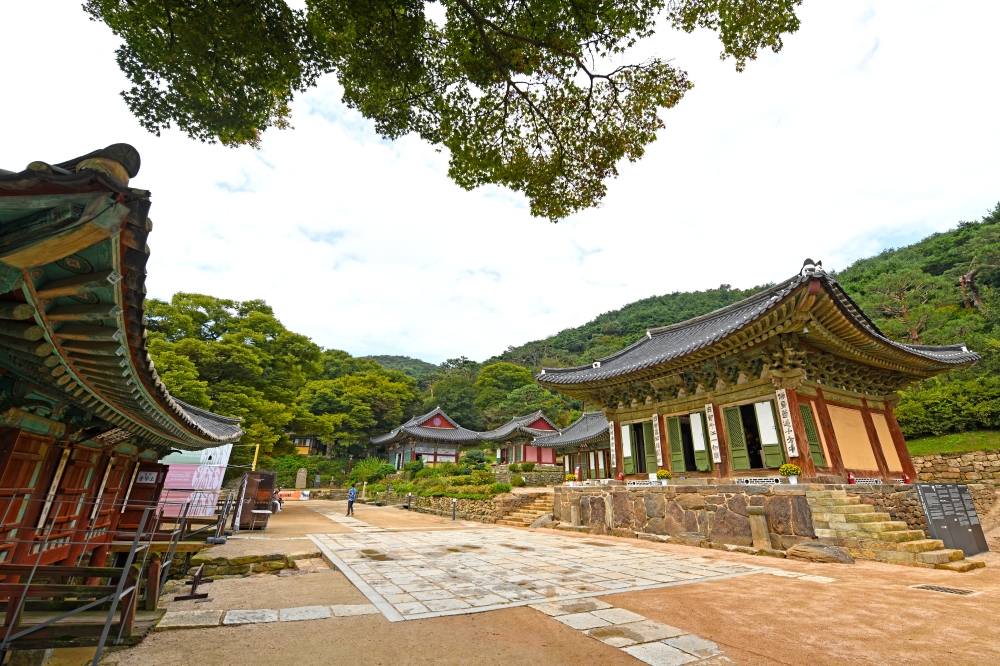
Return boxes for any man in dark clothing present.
[347,483,357,516]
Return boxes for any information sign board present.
[915,484,988,556]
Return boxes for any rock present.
[766,496,792,535]
[677,495,706,510]
[674,532,706,547]
[612,491,633,529]
[229,554,264,566]
[530,514,554,529]
[644,518,668,535]
[727,493,748,517]
[643,491,665,519]
[786,542,855,564]
[632,496,648,526]
[790,496,815,536]
[708,506,753,547]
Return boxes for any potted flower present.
[656,469,672,486]
[565,473,577,487]
[779,463,802,484]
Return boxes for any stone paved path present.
[309,528,779,622]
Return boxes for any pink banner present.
[161,464,227,517]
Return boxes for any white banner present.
[652,418,664,466]
[704,405,722,464]
[609,421,617,469]
[621,424,633,457]
[774,389,800,457]
[690,413,706,452]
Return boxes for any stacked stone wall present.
[555,485,815,550]
[495,470,565,487]
[395,493,538,523]
[912,451,1000,485]
[849,483,997,533]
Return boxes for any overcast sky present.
[3,2,998,364]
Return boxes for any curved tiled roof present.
[0,144,243,449]
[538,266,979,387]
[480,410,558,442]
[371,407,482,445]
[534,412,610,449]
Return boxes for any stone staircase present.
[497,494,555,528]
[807,489,984,572]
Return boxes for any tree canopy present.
[84,0,803,220]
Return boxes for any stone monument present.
[295,467,308,489]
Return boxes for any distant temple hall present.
[537,261,979,483]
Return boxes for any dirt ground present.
[199,501,351,559]
[41,499,1000,666]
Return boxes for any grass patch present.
[907,430,1000,456]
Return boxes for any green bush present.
[349,457,395,483]
[520,462,535,472]
[264,455,349,487]
[470,469,495,485]
[511,475,526,487]
[896,375,1000,438]
[459,449,487,470]
[403,460,424,478]
[490,482,512,494]
[507,463,520,472]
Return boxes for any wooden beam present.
[55,324,124,343]
[813,388,846,476]
[46,304,122,322]
[860,399,891,480]
[0,303,34,321]
[34,270,121,300]
[883,404,918,479]
[59,340,124,356]
[0,333,53,357]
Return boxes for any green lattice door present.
[799,403,826,467]
[642,422,658,473]
[690,412,712,471]
[755,400,786,469]
[723,406,751,471]
[666,416,685,472]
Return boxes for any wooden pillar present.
[612,420,624,478]
[654,413,668,472]
[813,389,846,476]
[708,403,729,480]
[145,552,161,611]
[860,399,891,479]
[883,401,918,479]
[784,389,817,478]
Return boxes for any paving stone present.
[465,594,509,607]
[156,610,223,631]
[584,620,687,647]
[394,602,430,616]
[384,593,416,604]
[279,605,332,622]
[664,634,723,658]
[553,612,612,630]
[223,609,278,625]
[591,608,647,624]
[331,605,381,617]
[410,589,455,601]
[622,642,699,666]
[423,598,473,612]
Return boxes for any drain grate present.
[910,584,979,596]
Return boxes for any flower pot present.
[660,479,670,486]
[787,475,798,485]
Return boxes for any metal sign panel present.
[916,484,989,557]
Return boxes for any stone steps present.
[807,489,981,572]
[497,496,554,527]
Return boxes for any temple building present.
[534,412,611,480]
[537,261,979,483]
[374,407,481,468]
[480,410,558,465]
[0,144,243,650]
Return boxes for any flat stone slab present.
[553,612,611,630]
[664,634,723,659]
[279,605,332,622]
[331,605,380,617]
[529,598,614,616]
[584,620,687,647]
[156,610,223,631]
[622,642,699,666]
[223,609,278,625]
[591,608,647,625]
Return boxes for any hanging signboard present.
[652,417,664,466]
[774,389,799,457]
[916,484,989,556]
[704,405,722,464]
[609,422,617,469]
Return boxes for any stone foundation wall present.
[850,483,998,533]
[187,549,322,577]
[495,470,565,487]
[398,493,538,523]
[554,485,815,550]
[912,451,1000,485]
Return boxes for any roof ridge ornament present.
[800,258,825,276]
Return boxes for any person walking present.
[347,483,357,516]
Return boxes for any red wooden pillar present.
[611,420,624,478]
[860,399,891,480]
[707,402,731,480]
[814,389,846,476]
[784,389,817,478]
[883,402,918,479]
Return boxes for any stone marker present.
[223,609,278,625]
[331,604,380,617]
[786,542,855,564]
[295,467,308,489]
[155,609,224,631]
[279,605,331,622]
[748,506,771,550]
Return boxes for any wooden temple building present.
[481,411,558,465]
[0,144,243,653]
[534,412,611,480]
[537,261,979,483]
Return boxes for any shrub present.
[470,469,495,485]
[565,473,577,482]
[414,467,438,480]
[656,469,672,479]
[350,457,393,483]
[778,463,802,477]
[490,482,512,494]
[507,463,520,472]
[435,461,458,476]
[511,475,525,487]
[520,462,535,472]
[460,449,487,469]
[403,459,424,477]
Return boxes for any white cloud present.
[2,1,998,363]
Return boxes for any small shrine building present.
[481,410,558,465]
[374,407,481,468]
[537,261,979,483]
[534,412,611,480]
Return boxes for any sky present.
[2,2,999,364]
